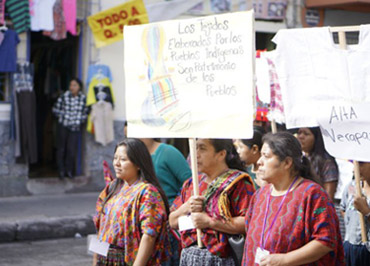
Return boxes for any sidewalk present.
[0,192,99,242]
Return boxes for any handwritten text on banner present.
[124,11,255,139]
[318,103,370,162]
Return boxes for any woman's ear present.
[251,144,259,154]
[217,149,227,162]
[283,157,293,170]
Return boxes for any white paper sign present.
[124,11,255,139]
[88,235,110,257]
[255,247,270,264]
[178,215,195,232]
[317,102,370,162]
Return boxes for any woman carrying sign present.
[242,132,344,265]
[169,139,255,265]
[340,161,370,265]
[93,139,170,265]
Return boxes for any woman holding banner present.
[169,139,255,266]
[93,139,170,265]
[297,127,339,200]
[340,161,370,265]
[242,132,344,265]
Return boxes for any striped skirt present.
[180,245,235,266]
[97,246,125,266]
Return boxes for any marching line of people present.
[93,128,370,266]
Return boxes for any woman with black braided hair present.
[169,139,255,266]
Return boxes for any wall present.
[324,9,370,26]
[0,121,29,197]
[0,32,30,197]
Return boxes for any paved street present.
[0,237,93,266]
[0,192,99,242]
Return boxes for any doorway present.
[29,32,80,178]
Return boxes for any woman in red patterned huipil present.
[243,132,344,266]
[170,139,255,266]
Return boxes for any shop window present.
[332,31,359,45]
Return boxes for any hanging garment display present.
[62,0,76,35]
[86,77,115,106]
[86,77,115,134]
[86,64,113,88]
[43,0,66,40]
[11,63,38,163]
[266,56,285,124]
[0,0,5,25]
[16,90,38,164]
[10,63,35,158]
[5,0,31,33]
[0,29,20,72]
[90,101,114,146]
[272,24,370,128]
[30,0,56,31]
[0,30,4,45]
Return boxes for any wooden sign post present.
[330,25,367,243]
[188,138,203,247]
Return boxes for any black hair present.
[103,138,170,214]
[241,126,266,150]
[262,132,321,184]
[70,77,83,91]
[209,139,245,172]
[307,127,339,179]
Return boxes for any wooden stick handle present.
[188,138,203,247]
[93,253,97,266]
[336,30,367,243]
[354,161,368,243]
[271,119,277,134]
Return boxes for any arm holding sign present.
[169,195,202,229]
[354,195,370,221]
[192,212,245,234]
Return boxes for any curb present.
[0,215,96,243]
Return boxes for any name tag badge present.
[178,215,195,231]
[255,247,270,264]
[88,235,110,257]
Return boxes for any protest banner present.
[124,11,255,247]
[124,11,255,139]
[318,26,368,243]
[87,0,149,48]
[318,103,370,162]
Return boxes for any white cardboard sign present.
[318,102,370,162]
[124,11,255,139]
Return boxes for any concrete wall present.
[84,121,125,191]
[324,9,370,26]
[0,121,29,197]
[0,32,30,197]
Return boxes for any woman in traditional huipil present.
[243,132,344,266]
[94,138,170,265]
[170,139,255,265]
[297,127,339,200]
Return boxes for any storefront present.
[0,0,125,196]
